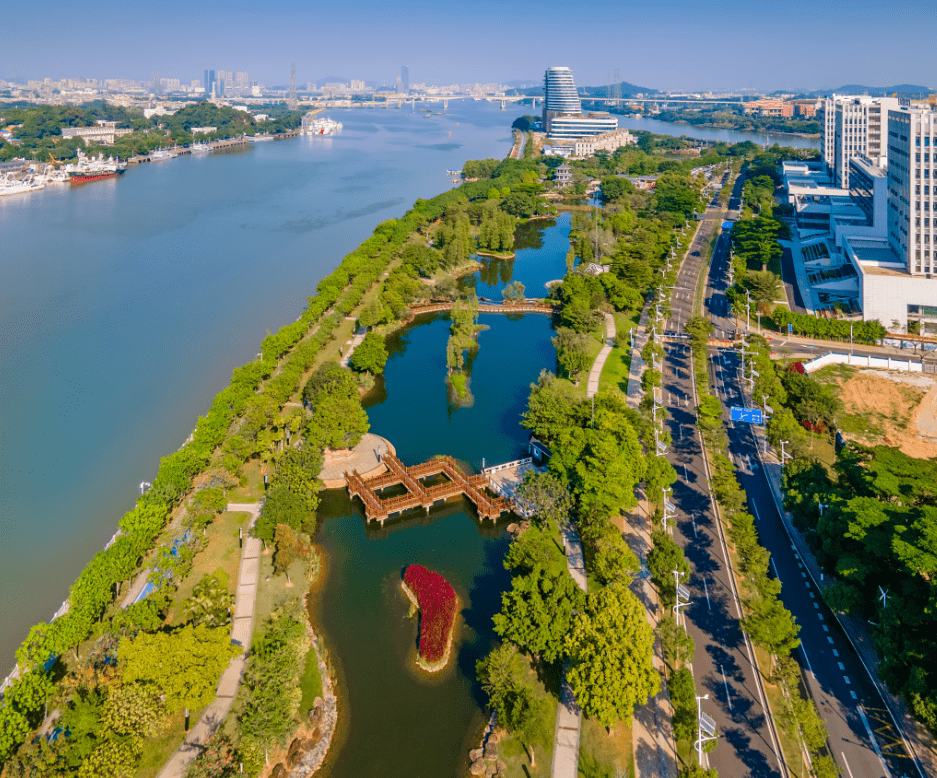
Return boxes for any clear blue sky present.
[2,0,933,93]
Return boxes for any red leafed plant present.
[404,564,457,663]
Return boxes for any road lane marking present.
[856,704,893,778]
[838,662,846,671]
[721,664,733,710]
[703,577,711,610]
[828,636,835,644]
[823,624,830,632]
[800,644,815,675]
[842,753,856,778]
[809,591,815,598]
[845,676,851,684]
[814,602,821,609]
[832,649,839,657]
[850,691,858,700]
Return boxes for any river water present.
[0,102,810,678]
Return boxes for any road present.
[657,170,787,777]
[697,176,922,778]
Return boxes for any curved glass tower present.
[544,67,582,116]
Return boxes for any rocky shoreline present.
[467,712,507,777]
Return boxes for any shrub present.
[404,565,457,663]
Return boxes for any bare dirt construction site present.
[814,365,937,458]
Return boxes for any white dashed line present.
[813,602,820,609]
[818,613,824,620]
[832,649,839,657]
[850,691,858,700]
[845,676,851,685]
[797,562,804,569]
[801,571,808,578]
[828,636,835,644]
[838,662,845,671]
[809,591,815,598]
[822,624,829,632]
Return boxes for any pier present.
[346,454,511,523]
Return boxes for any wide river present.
[0,101,816,675]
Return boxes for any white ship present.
[64,151,127,183]
[0,175,46,196]
[190,142,211,154]
[149,148,173,162]
[305,117,343,136]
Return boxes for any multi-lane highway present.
[656,172,787,777]
[683,172,923,778]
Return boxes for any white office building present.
[573,128,636,157]
[819,95,900,188]
[542,66,618,139]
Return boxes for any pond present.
[308,219,565,778]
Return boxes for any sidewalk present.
[551,524,587,778]
[158,502,263,778]
[586,312,616,397]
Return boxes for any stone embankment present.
[467,712,506,777]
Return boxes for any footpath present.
[585,312,617,397]
[158,502,263,778]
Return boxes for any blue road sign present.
[731,407,764,424]
[722,221,734,229]
[788,322,793,334]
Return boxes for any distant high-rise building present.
[235,71,249,90]
[216,70,233,97]
[542,66,616,139]
[204,69,216,98]
[401,65,409,93]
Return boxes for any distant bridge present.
[407,301,556,317]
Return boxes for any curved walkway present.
[158,503,262,778]
[586,312,617,398]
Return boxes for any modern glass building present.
[542,66,617,139]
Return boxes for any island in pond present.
[402,564,458,672]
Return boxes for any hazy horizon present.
[2,0,934,93]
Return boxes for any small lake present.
[309,216,563,778]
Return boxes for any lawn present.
[579,716,634,778]
[227,459,267,502]
[298,644,324,717]
[167,510,250,624]
[134,707,205,778]
[495,654,558,778]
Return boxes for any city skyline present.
[2,0,934,94]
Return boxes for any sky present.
[1,0,934,93]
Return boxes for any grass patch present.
[450,372,468,397]
[134,707,203,778]
[298,644,323,716]
[228,459,266,502]
[167,510,249,624]
[754,646,809,778]
[251,549,310,641]
[495,654,558,778]
[579,715,634,778]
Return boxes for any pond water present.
[310,229,561,776]
[469,212,573,301]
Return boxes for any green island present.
[0,125,855,778]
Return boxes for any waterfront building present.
[61,121,132,146]
[542,66,617,139]
[743,98,794,117]
[573,128,636,157]
[190,127,217,136]
[818,95,900,188]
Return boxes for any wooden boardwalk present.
[408,301,556,317]
[346,454,511,523]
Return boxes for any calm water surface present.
[312,310,557,778]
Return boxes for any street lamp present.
[695,694,718,766]
[780,440,792,466]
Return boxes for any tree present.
[501,683,551,768]
[357,298,387,330]
[521,370,583,446]
[272,523,313,579]
[552,327,593,380]
[309,389,369,450]
[565,582,660,730]
[590,524,640,585]
[743,270,782,308]
[493,565,585,663]
[120,623,241,712]
[647,530,690,605]
[514,470,572,532]
[349,332,388,375]
[502,280,526,303]
[742,596,801,657]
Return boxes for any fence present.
[801,351,922,375]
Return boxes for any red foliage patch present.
[404,564,457,663]
[788,361,806,374]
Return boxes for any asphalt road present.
[696,178,922,778]
[656,171,787,777]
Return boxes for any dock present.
[345,454,511,523]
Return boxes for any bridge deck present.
[345,453,512,523]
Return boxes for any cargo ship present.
[66,151,127,183]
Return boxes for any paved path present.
[339,329,366,367]
[586,312,616,397]
[318,432,395,488]
[551,524,588,778]
[158,503,262,778]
